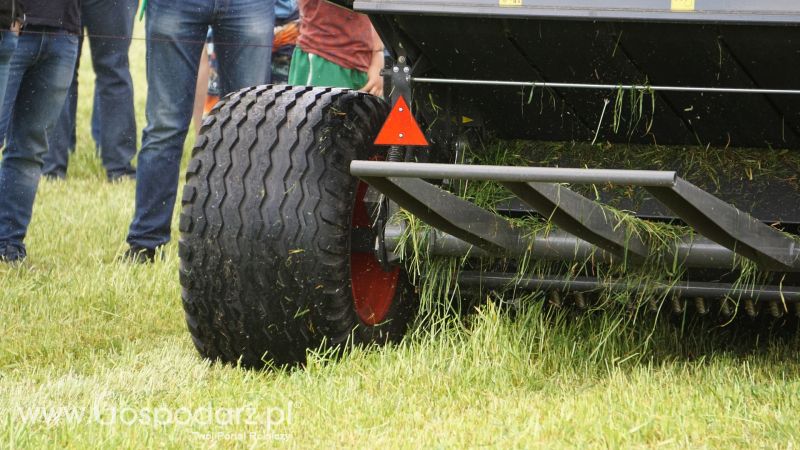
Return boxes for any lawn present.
[1,25,800,450]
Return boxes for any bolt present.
[403,66,410,74]
[392,66,399,73]
[398,133,404,138]
[398,107,404,112]
[398,56,406,63]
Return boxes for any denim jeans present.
[0,29,79,256]
[44,0,138,180]
[127,0,275,249]
[0,31,19,110]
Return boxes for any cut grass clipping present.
[393,138,800,345]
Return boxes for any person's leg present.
[0,31,79,261]
[42,32,82,179]
[212,0,275,93]
[84,0,138,181]
[0,31,27,145]
[91,89,101,151]
[0,30,19,111]
[126,0,210,252]
[42,66,79,179]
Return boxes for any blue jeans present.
[0,31,19,110]
[44,0,138,180]
[0,29,79,256]
[127,0,275,249]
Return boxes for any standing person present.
[0,0,23,108]
[43,0,138,181]
[0,0,80,262]
[288,0,384,94]
[125,0,276,262]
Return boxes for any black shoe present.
[123,245,156,264]
[0,243,26,263]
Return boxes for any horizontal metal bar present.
[351,161,677,186]
[412,77,800,95]
[384,227,748,270]
[457,272,800,302]
[357,1,800,24]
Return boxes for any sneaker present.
[123,245,156,264]
[0,243,26,263]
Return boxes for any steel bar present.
[502,181,648,262]
[353,161,800,271]
[351,161,677,186]
[457,272,800,302]
[646,179,800,271]
[356,0,800,24]
[383,226,751,270]
[412,77,800,95]
[360,176,525,254]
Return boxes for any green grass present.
[1,30,800,450]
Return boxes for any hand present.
[360,62,384,97]
[359,26,386,97]
[10,20,21,35]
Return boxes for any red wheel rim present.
[351,182,401,325]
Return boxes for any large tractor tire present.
[179,85,417,368]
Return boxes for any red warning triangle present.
[374,97,429,146]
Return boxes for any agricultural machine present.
[179,1,800,366]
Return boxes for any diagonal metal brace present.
[647,178,800,272]
[501,181,649,263]
[358,176,525,254]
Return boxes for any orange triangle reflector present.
[374,97,429,146]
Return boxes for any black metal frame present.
[353,161,800,272]
[355,0,800,24]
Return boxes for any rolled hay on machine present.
[177,1,800,366]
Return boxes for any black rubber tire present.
[179,85,417,368]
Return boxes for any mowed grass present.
[1,28,800,450]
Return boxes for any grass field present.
[1,30,800,449]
